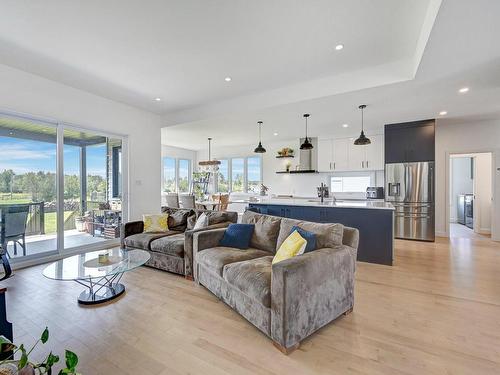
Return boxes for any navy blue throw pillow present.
[290,225,317,253]
[219,224,255,249]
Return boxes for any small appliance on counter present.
[366,187,384,200]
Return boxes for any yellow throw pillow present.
[272,230,307,265]
[143,214,169,233]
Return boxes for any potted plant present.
[0,328,79,375]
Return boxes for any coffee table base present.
[78,282,125,305]
[74,272,126,305]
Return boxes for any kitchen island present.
[248,198,394,265]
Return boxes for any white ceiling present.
[0,0,434,115]
[163,0,500,150]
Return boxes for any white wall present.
[436,118,500,240]
[196,138,384,198]
[450,156,473,222]
[0,63,162,220]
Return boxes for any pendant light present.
[198,137,221,168]
[300,113,313,150]
[254,121,266,153]
[354,104,371,145]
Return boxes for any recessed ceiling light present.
[335,44,344,51]
[154,97,161,101]
[273,132,278,136]
[439,111,447,116]
[458,87,469,94]
[342,123,349,128]
[225,77,232,82]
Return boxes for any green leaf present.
[17,344,28,370]
[46,352,60,367]
[0,335,17,353]
[41,327,49,344]
[64,350,78,370]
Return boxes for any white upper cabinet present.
[317,139,333,171]
[365,134,384,170]
[332,138,350,171]
[317,134,384,172]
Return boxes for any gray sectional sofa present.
[121,207,237,278]
[193,210,359,353]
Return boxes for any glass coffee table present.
[43,248,150,305]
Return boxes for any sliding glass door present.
[0,115,58,259]
[0,112,127,263]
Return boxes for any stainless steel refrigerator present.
[385,161,435,241]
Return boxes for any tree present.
[0,169,15,193]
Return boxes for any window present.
[163,157,176,193]
[162,157,192,193]
[231,158,245,192]
[216,156,262,193]
[217,159,229,192]
[331,176,371,193]
[247,157,262,194]
[178,159,190,193]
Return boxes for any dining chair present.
[165,193,180,208]
[179,194,196,209]
[1,205,30,258]
[211,193,230,211]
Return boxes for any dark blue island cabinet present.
[248,203,394,266]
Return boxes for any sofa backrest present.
[161,206,195,232]
[242,209,350,253]
[241,210,282,253]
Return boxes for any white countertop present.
[247,198,394,210]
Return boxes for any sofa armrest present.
[192,228,227,281]
[271,245,357,349]
[120,221,144,248]
[184,222,232,277]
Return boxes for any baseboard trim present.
[436,231,448,238]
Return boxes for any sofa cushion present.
[291,225,317,253]
[195,210,238,225]
[161,207,193,231]
[219,224,255,249]
[241,210,281,253]
[196,247,269,276]
[150,234,185,257]
[276,218,344,251]
[223,256,273,308]
[124,230,181,250]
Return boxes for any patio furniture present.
[0,247,12,281]
[166,193,180,208]
[179,194,196,209]
[0,205,29,257]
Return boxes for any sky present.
[0,136,107,177]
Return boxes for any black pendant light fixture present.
[254,121,266,153]
[354,104,371,145]
[300,113,313,150]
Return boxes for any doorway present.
[449,153,493,239]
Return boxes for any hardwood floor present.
[2,234,500,374]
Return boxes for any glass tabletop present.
[42,248,150,281]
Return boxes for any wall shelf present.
[276,170,318,174]
[276,155,294,159]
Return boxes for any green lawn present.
[44,211,77,234]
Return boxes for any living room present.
[1,1,500,374]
